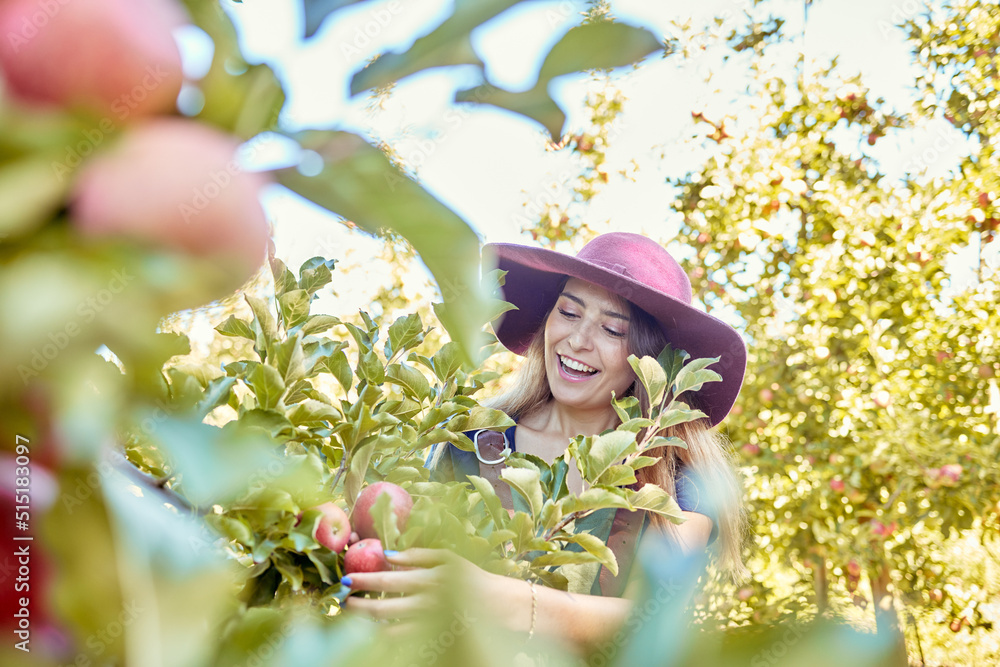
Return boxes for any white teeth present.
[560,355,598,374]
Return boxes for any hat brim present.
[485,242,747,427]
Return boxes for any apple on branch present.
[351,481,413,541]
[344,538,390,574]
[310,502,351,553]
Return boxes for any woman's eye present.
[604,327,626,338]
[558,308,578,319]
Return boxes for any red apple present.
[351,481,413,540]
[0,0,185,120]
[741,443,761,457]
[830,479,846,494]
[871,520,897,539]
[344,538,390,574]
[759,388,774,403]
[846,560,861,578]
[71,119,270,297]
[737,587,753,601]
[939,464,962,486]
[312,502,351,553]
[929,589,944,603]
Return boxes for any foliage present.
[659,0,1000,661]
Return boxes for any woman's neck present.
[523,400,620,441]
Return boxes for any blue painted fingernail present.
[383,550,399,558]
[341,576,353,587]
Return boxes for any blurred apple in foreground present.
[344,538,390,574]
[0,0,185,119]
[71,119,270,304]
[351,482,413,540]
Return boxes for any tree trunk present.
[870,561,909,667]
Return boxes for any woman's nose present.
[568,324,594,350]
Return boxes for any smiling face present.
[543,278,636,414]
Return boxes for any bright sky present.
[199,0,993,330]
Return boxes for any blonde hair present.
[489,284,748,580]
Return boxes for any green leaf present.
[455,83,566,141]
[193,376,237,420]
[627,484,685,522]
[386,313,425,359]
[657,344,688,384]
[270,334,306,386]
[530,551,600,568]
[358,350,386,384]
[455,22,662,139]
[629,354,668,406]
[611,395,640,422]
[369,490,401,550]
[298,258,336,296]
[149,418,281,506]
[301,0,366,38]
[286,399,341,427]
[318,350,353,392]
[543,457,570,502]
[581,430,638,482]
[559,487,631,515]
[246,294,277,355]
[500,467,544,518]
[447,406,516,433]
[344,440,376,504]
[300,315,342,335]
[432,341,464,382]
[595,464,637,488]
[248,363,286,410]
[270,256,298,297]
[646,435,688,451]
[349,0,519,94]
[618,417,654,433]
[215,315,255,341]
[0,155,69,239]
[467,475,508,528]
[630,455,660,470]
[558,532,619,576]
[278,132,489,363]
[385,362,431,401]
[238,409,294,439]
[657,403,709,430]
[539,22,663,80]
[672,356,723,397]
[278,289,311,331]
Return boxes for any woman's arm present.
[344,510,713,648]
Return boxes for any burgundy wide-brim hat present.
[484,232,747,427]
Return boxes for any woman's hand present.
[342,548,494,623]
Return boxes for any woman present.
[343,232,748,647]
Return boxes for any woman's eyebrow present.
[559,291,631,321]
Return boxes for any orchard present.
[1,1,998,666]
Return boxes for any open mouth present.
[558,354,599,378]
